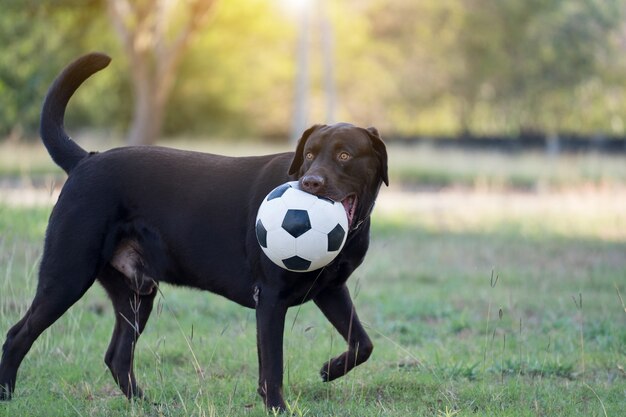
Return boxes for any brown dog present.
[0,53,388,411]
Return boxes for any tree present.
[0,0,113,139]
[106,0,215,145]
[454,0,624,135]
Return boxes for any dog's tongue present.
[341,195,357,228]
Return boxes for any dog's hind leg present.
[0,202,111,400]
[99,267,156,400]
[0,247,98,400]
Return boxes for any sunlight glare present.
[278,0,314,16]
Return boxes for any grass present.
[1,141,626,416]
[387,144,626,191]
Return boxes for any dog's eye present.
[305,152,314,160]
[338,152,351,161]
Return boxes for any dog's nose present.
[300,174,325,194]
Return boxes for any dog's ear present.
[365,126,389,186]
[288,124,324,176]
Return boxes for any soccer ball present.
[255,181,349,272]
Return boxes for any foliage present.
[1,0,626,139]
[106,0,216,145]
[0,0,127,138]
[453,0,625,135]
[165,0,295,138]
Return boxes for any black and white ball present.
[255,181,349,272]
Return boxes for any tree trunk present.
[290,8,310,144]
[127,86,164,146]
[126,55,169,146]
[106,0,214,145]
[127,58,159,145]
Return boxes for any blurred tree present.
[352,0,463,135]
[2,0,626,141]
[357,0,626,137]
[0,0,118,139]
[106,0,215,145]
[165,0,294,139]
[0,3,53,139]
[454,0,624,135]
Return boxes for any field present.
[1,142,625,416]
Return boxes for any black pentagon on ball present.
[256,219,267,248]
[327,223,346,251]
[267,183,292,201]
[282,255,311,271]
[282,209,311,238]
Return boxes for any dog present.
[0,53,388,411]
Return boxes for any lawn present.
[0,142,625,416]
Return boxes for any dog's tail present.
[40,52,111,174]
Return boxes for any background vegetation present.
[2,0,626,141]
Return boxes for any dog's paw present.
[266,401,287,415]
[263,396,286,413]
[319,358,344,382]
[320,366,330,382]
[258,386,286,412]
[0,383,12,401]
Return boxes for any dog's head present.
[288,123,388,230]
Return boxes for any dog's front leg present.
[314,284,373,381]
[255,286,288,411]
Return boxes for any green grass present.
[1,142,625,416]
[1,195,625,416]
